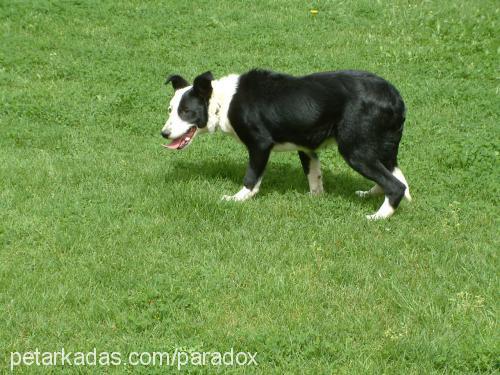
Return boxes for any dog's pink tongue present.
[164,137,183,149]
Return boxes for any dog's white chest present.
[273,138,336,152]
[273,142,307,152]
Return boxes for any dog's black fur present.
[168,69,408,211]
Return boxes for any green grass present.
[1,0,498,373]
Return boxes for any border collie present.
[161,69,411,219]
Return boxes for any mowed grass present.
[0,0,498,373]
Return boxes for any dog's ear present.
[193,71,214,99]
[165,75,190,91]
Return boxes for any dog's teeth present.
[185,137,191,141]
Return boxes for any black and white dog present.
[161,69,411,219]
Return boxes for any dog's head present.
[161,71,214,150]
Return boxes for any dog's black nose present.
[161,130,171,139]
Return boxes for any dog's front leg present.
[222,147,271,202]
[298,151,324,195]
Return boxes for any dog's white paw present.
[366,212,389,220]
[356,184,383,198]
[366,197,395,220]
[221,187,255,202]
[356,190,370,198]
[309,186,324,196]
[221,194,244,202]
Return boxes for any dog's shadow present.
[169,157,369,203]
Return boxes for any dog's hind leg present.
[222,146,271,202]
[392,167,412,202]
[343,153,406,219]
[354,166,411,211]
[298,151,324,195]
[368,167,411,218]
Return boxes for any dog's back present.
[228,69,406,152]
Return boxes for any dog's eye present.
[180,108,193,116]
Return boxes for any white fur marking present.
[273,143,306,152]
[273,139,336,152]
[222,187,253,202]
[392,167,411,202]
[207,74,239,136]
[356,184,383,198]
[162,86,193,138]
[308,158,323,195]
[222,179,262,202]
[163,75,240,141]
[366,197,395,220]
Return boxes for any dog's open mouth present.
[163,126,197,150]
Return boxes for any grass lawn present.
[0,0,498,373]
